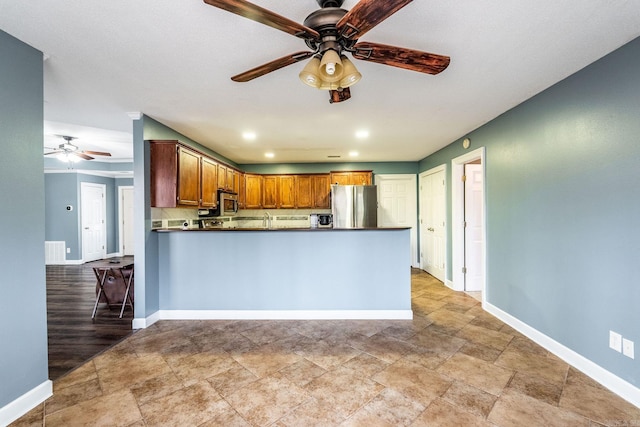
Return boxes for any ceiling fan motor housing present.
[303,7,350,53]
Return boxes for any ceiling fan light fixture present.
[338,55,361,88]
[299,57,322,88]
[319,49,343,82]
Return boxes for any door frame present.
[374,174,418,267]
[80,182,107,262]
[118,185,134,256]
[418,164,447,280]
[451,147,486,295]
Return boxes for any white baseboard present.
[484,301,640,408]
[445,279,456,290]
[64,259,84,265]
[107,252,122,258]
[0,380,52,426]
[133,310,413,326]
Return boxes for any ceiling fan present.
[203,0,450,103]
[44,135,112,161]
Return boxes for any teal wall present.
[0,30,49,408]
[240,162,418,175]
[419,37,640,387]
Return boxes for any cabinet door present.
[244,174,263,209]
[217,164,227,190]
[235,172,245,208]
[226,168,235,191]
[279,175,296,208]
[262,175,278,209]
[200,157,218,208]
[150,142,178,208]
[295,175,313,208]
[330,172,352,185]
[177,147,200,206]
[312,174,331,208]
[351,171,372,185]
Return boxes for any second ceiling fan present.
[203,0,450,102]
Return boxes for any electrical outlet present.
[66,248,71,254]
[622,338,634,359]
[609,331,622,352]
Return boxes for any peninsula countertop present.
[154,226,410,232]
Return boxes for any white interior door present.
[464,164,484,291]
[375,174,418,267]
[419,167,446,281]
[120,186,134,256]
[81,182,106,262]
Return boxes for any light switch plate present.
[610,331,622,352]
[622,338,634,359]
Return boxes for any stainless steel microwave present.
[216,190,238,216]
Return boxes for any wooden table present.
[91,260,134,319]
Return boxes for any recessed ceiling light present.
[242,131,257,141]
[355,130,369,139]
[349,151,359,157]
[264,152,274,158]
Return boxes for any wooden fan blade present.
[44,151,61,156]
[83,150,112,156]
[203,0,319,41]
[76,153,94,160]
[352,42,450,75]
[231,51,314,82]
[337,0,412,40]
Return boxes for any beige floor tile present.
[277,397,347,426]
[559,379,640,425]
[231,342,302,378]
[507,371,563,406]
[340,409,396,427]
[412,398,495,427]
[356,387,425,426]
[45,389,142,427]
[8,403,44,427]
[206,363,259,397]
[495,346,569,387]
[129,371,184,406]
[305,366,385,418]
[340,352,390,378]
[441,380,498,418]
[164,350,238,386]
[458,341,503,363]
[278,358,327,387]
[437,353,514,396]
[95,352,173,394]
[488,388,588,427]
[225,374,310,426]
[349,333,416,364]
[54,361,99,391]
[456,323,514,351]
[295,340,361,370]
[427,308,476,335]
[372,358,452,406]
[198,406,252,427]
[47,377,103,414]
[240,322,301,346]
[139,381,228,427]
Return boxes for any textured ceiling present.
[1,0,639,165]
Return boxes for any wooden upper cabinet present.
[295,175,314,209]
[200,157,218,208]
[244,174,263,209]
[312,174,331,208]
[226,168,235,191]
[235,171,245,208]
[278,175,296,209]
[330,171,372,185]
[262,175,278,209]
[150,141,200,208]
[217,164,227,190]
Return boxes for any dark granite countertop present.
[154,226,410,232]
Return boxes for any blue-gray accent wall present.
[45,173,134,259]
[419,36,640,387]
[0,30,49,408]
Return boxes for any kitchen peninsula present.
[154,227,411,319]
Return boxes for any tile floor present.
[11,270,640,426]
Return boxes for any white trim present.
[445,279,455,290]
[418,164,448,281]
[134,310,412,325]
[451,147,486,294]
[0,380,52,426]
[484,302,640,408]
[107,252,122,258]
[80,182,107,262]
[44,169,133,178]
[65,259,84,265]
[118,185,134,256]
[132,311,161,329]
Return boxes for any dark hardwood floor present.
[47,256,134,380]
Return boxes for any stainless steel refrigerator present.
[331,185,378,228]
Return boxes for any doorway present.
[81,182,106,262]
[419,166,446,282]
[452,147,486,298]
[119,186,134,256]
[375,174,418,267]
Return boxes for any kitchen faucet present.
[263,212,272,229]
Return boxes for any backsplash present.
[151,208,330,229]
